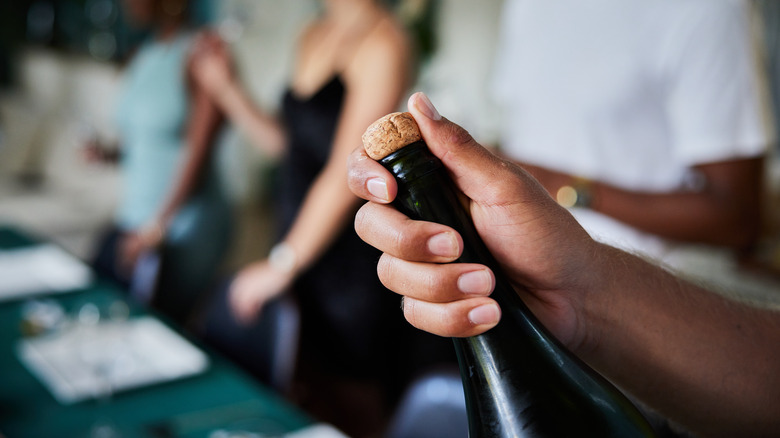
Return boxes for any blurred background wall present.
[0,0,504,267]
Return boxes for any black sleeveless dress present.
[279,76,412,380]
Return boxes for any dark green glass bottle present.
[376,138,657,438]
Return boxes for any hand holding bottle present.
[351,93,780,437]
[353,94,659,437]
[348,92,598,348]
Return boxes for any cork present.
[362,112,422,160]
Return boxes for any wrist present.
[556,177,595,209]
[572,242,628,359]
[269,242,299,277]
[215,78,241,110]
[577,241,648,369]
[140,219,166,247]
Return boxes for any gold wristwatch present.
[556,178,593,209]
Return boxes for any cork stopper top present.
[362,112,422,160]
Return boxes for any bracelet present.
[269,242,298,274]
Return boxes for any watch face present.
[556,185,579,208]
[556,182,592,208]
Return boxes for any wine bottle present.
[362,112,657,438]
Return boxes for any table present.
[0,226,313,438]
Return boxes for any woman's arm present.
[156,64,225,230]
[520,156,764,249]
[282,22,411,272]
[228,17,412,324]
[190,32,285,158]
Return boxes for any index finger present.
[347,146,398,203]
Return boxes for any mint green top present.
[114,33,231,294]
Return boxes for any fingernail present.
[367,178,389,201]
[457,269,494,295]
[427,232,459,258]
[468,303,501,326]
[413,92,441,121]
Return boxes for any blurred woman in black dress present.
[190,1,451,435]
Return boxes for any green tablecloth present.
[0,226,312,438]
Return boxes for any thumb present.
[407,92,530,204]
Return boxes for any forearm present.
[215,80,286,158]
[155,146,209,228]
[153,88,222,232]
[592,183,759,247]
[278,166,360,274]
[520,159,762,248]
[579,243,780,436]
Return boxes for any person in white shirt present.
[491,0,771,265]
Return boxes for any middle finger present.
[377,253,495,303]
[355,201,463,263]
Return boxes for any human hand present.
[348,92,599,347]
[81,140,105,164]
[228,260,294,325]
[190,30,235,98]
[118,225,162,275]
[80,139,120,165]
[514,161,574,198]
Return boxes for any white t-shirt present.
[492,0,772,260]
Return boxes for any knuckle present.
[375,254,396,290]
[353,204,383,247]
[402,298,440,335]
[353,205,370,235]
[346,154,365,190]
[442,121,474,147]
[403,297,467,338]
[436,306,468,337]
[419,268,448,299]
[391,223,417,257]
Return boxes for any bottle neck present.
[380,141,441,183]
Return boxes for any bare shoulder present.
[296,18,328,57]
[362,12,410,59]
[348,12,411,77]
